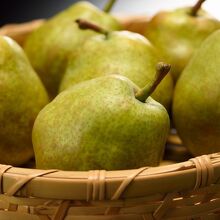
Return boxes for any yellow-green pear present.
[24,1,120,98]
[60,19,173,110]
[0,36,49,165]
[145,0,220,81]
[33,63,170,171]
[173,30,220,156]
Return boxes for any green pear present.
[0,36,49,165]
[33,63,171,171]
[145,0,220,81]
[173,30,220,156]
[24,1,120,98]
[60,19,173,110]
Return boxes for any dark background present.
[0,0,105,26]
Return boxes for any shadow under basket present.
[0,18,220,220]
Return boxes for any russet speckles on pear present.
[33,72,170,171]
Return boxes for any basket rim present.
[1,153,220,201]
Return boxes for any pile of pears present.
[1,0,220,171]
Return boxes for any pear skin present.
[60,29,173,110]
[0,36,49,165]
[24,1,120,98]
[145,2,220,81]
[173,30,220,156]
[33,64,170,171]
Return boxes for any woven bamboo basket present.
[0,16,220,220]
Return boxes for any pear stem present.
[135,62,171,103]
[190,0,206,16]
[103,0,117,13]
[75,19,108,36]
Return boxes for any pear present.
[33,63,171,171]
[173,30,220,156]
[145,0,220,82]
[60,19,173,110]
[24,0,120,98]
[0,36,49,165]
